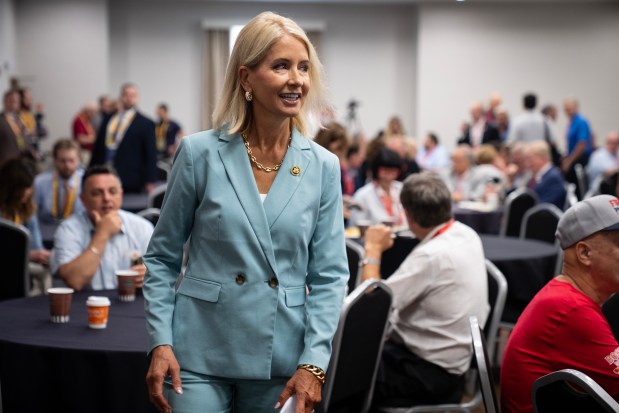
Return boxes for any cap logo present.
[610,199,619,215]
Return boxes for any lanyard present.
[156,121,169,151]
[51,173,79,219]
[374,182,404,225]
[431,219,455,239]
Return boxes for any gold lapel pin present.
[291,165,301,176]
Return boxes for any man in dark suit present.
[525,140,567,210]
[458,100,500,148]
[90,83,157,193]
[0,89,38,167]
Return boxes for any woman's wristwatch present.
[361,257,381,266]
[297,364,326,384]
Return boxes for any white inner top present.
[260,194,267,203]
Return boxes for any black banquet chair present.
[136,208,161,226]
[532,369,619,413]
[380,235,419,279]
[147,183,167,209]
[519,203,563,245]
[316,279,393,413]
[500,188,538,238]
[345,239,365,294]
[0,218,31,300]
[377,261,507,413]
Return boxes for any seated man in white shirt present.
[34,139,85,223]
[363,172,489,408]
[51,164,154,291]
[587,131,619,190]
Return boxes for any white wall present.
[10,1,619,152]
[0,0,16,92]
[14,0,108,152]
[106,0,418,139]
[417,2,619,151]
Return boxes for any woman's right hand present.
[146,345,183,413]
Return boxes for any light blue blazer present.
[143,128,348,380]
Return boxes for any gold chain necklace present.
[241,132,291,173]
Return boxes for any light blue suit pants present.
[164,370,288,413]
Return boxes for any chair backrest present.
[565,183,579,210]
[602,293,619,342]
[574,163,588,200]
[0,218,31,300]
[380,235,419,278]
[318,280,393,413]
[470,316,499,413]
[532,369,619,413]
[136,208,161,226]
[156,160,171,181]
[500,189,538,237]
[585,174,604,199]
[519,203,563,245]
[484,259,508,363]
[345,239,364,294]
[147,183,167,209]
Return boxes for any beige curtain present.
[202,29,230,130]
[306,31,322,58]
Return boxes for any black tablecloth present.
[40,221,58,250]
[454,207,503,235]
[0,290,156,413]
[480,235,558,323]
[122,193,149,213]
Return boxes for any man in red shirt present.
[501,195,619,413]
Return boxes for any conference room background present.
[0,0,618,154]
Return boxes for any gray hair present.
[400,172,452,228]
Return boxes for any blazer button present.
[268,277,279,288]
[235,274,246,285]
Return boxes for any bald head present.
[470,101,484,122]
[564,98,579,118]
[605,131,619,154]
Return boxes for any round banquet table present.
[0,290,156,413]
[480,235,558,324]
[121,192,149,213]
[453,207,503,235]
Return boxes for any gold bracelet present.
[297,364,326,384]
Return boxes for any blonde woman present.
[144,12,348,413]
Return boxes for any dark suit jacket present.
[534,166,567,210]
[90,110,157,193]
[458,122,500,147]
[0,112,37,167]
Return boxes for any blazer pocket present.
[285,286,307,307]
[176,275,221,303]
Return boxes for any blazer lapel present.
[263,129,312,228]
[218,131,278,275]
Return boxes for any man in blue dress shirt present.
[51,164,153,290]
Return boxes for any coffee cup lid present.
[47,287,74,294]
[87,296,111,306]
[116,269,139,276]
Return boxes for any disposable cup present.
[356,220,372,238]
[86,296,111,329]
[47,287,74,323]
[116,269,139,302]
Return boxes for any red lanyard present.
[432,219,455,239]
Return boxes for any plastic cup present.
[357,220,372,238]
[47,287,74,323]
[116,269,139,302]
[86,296,111,329]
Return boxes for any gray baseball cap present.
[556,195,619,249]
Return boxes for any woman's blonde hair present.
[212,11,327,136]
